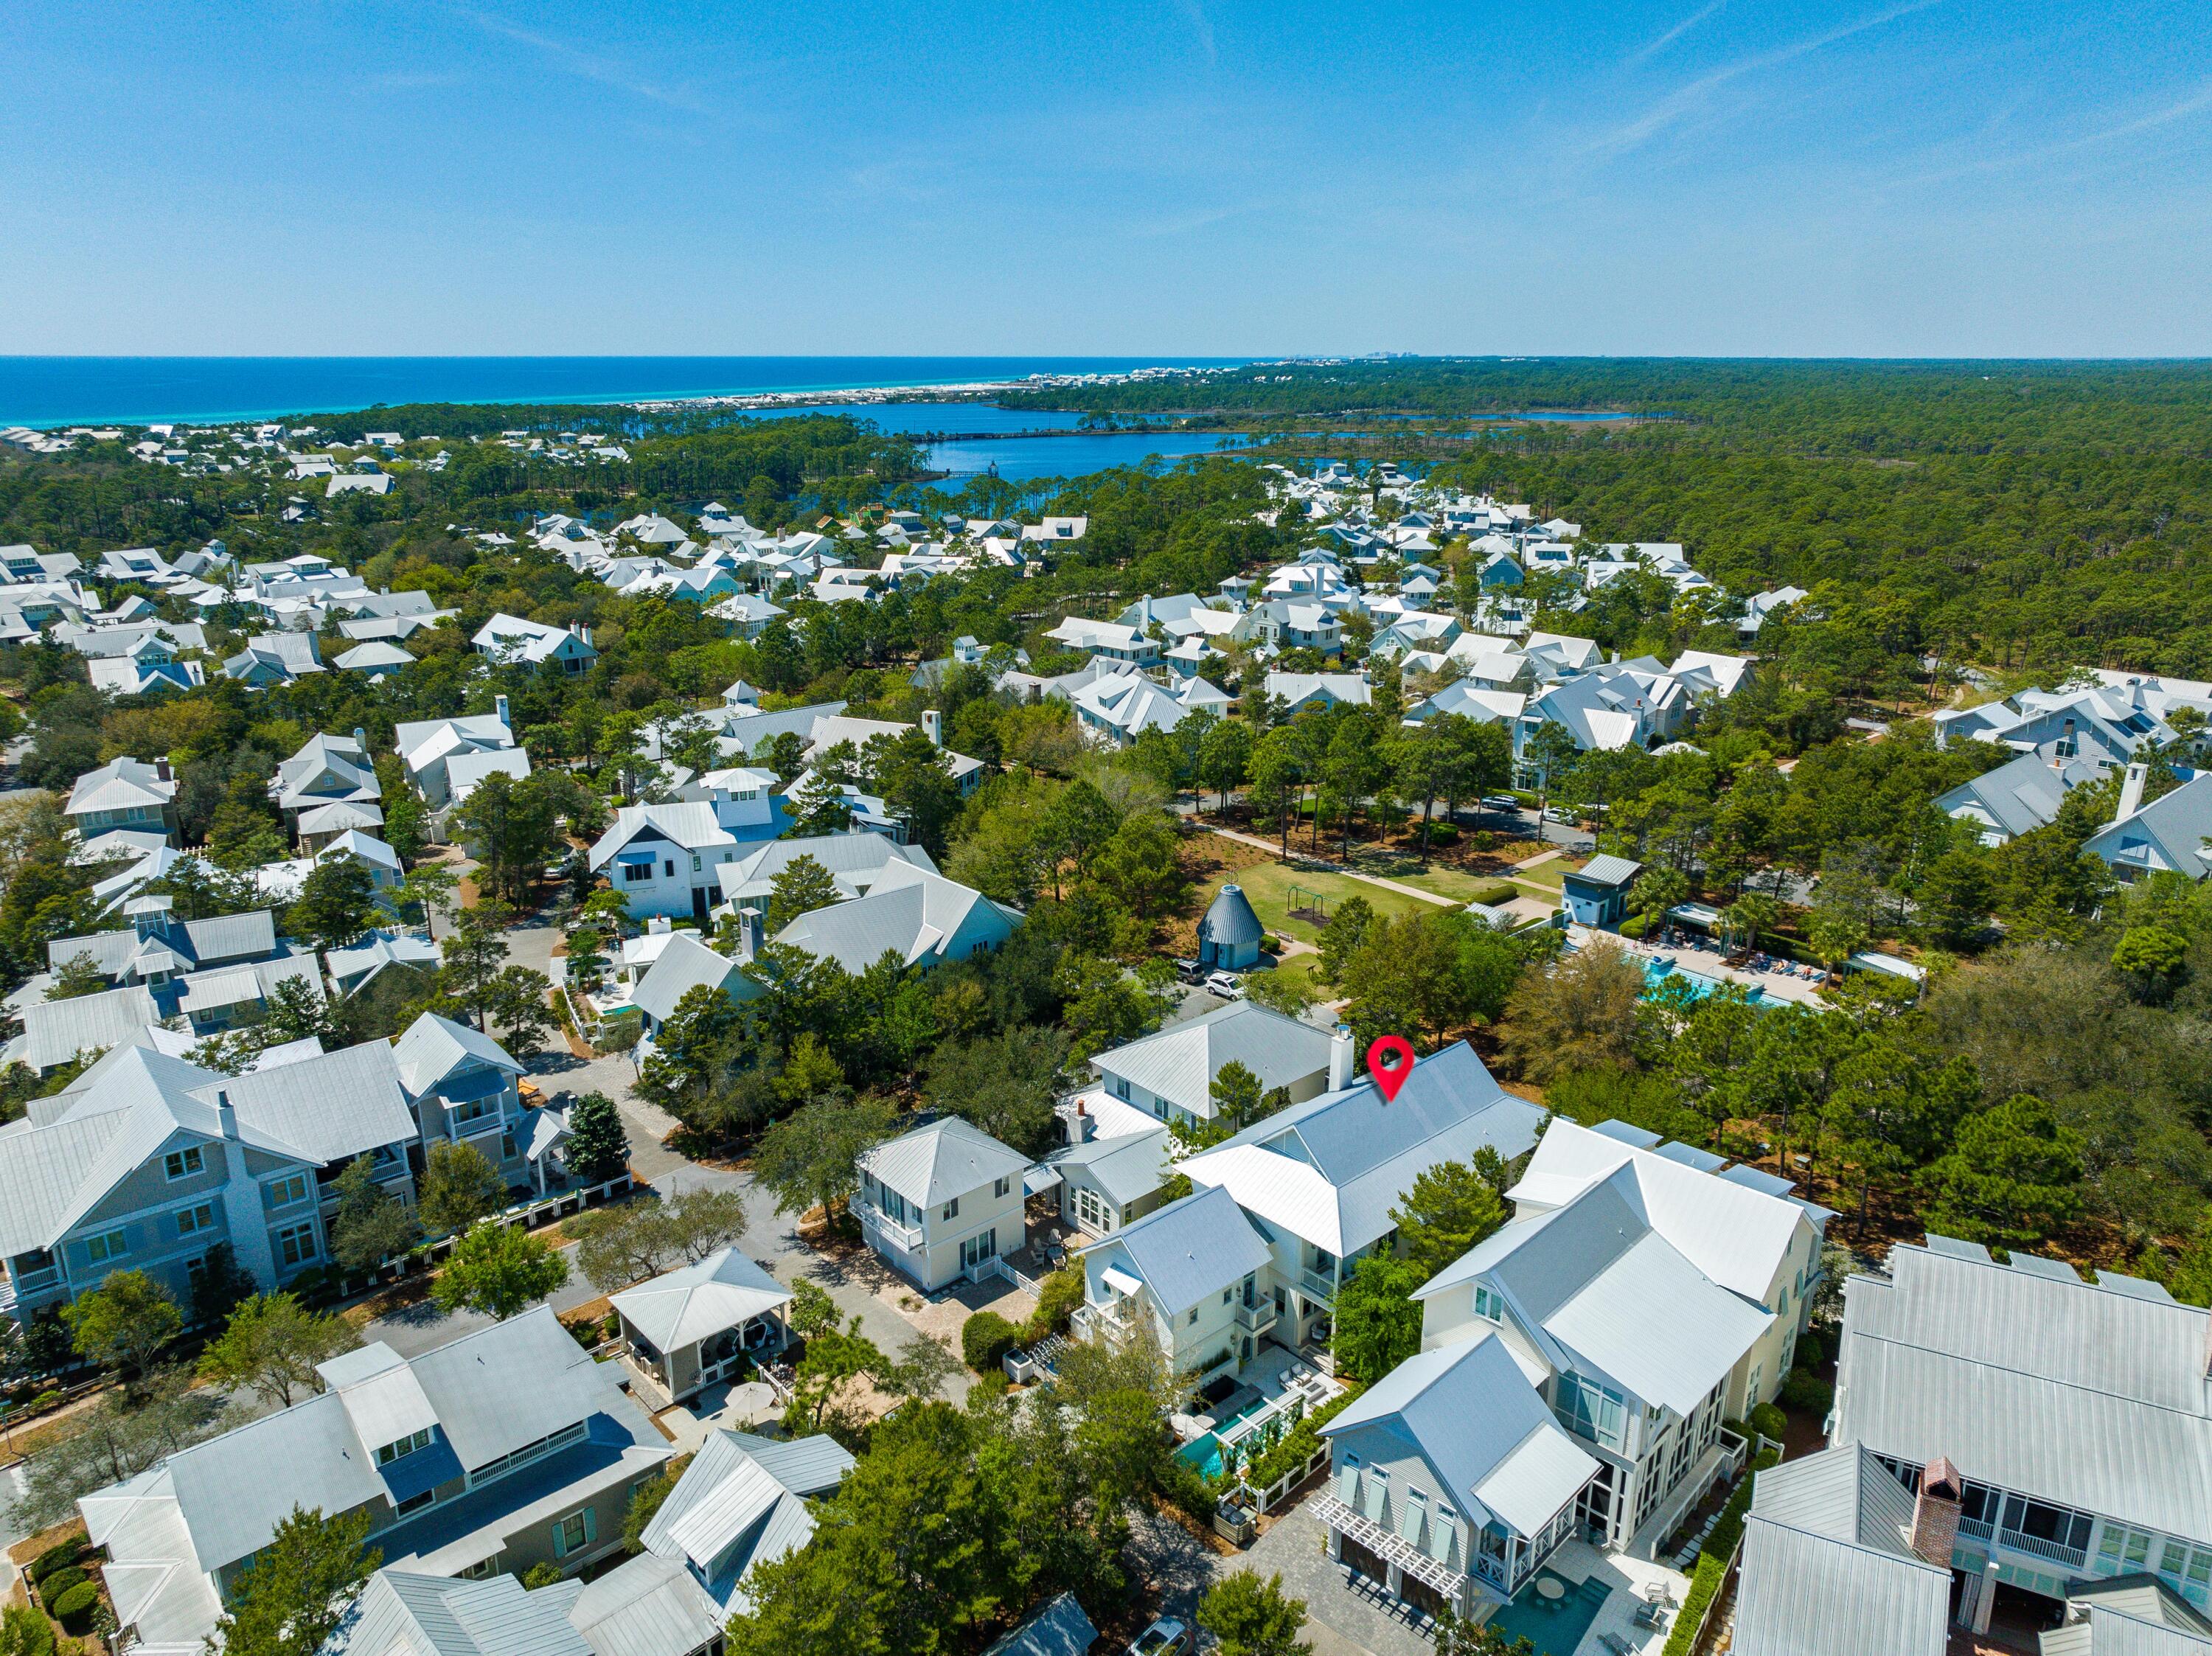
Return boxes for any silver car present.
[1129,1619,1194,1656]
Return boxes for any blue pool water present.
[1178,1433,1227,1481]
[1486,1571,1611,1656]
[1641,955,1763,1003]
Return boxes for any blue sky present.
[4,1,2210,356]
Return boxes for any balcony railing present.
[856,1201,925,1252]
[1072,1301,1135,1347]
[1234,1299,1277,1334]
[1298,1269,1337,1304]
[1958,1517,1995,1541]
[1998,1528,2087,1570]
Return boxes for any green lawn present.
[1196,857,1436,947]
[1508,855,1585,892]
[1373,863,1525,905]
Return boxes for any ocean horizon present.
[0,355,1245,431]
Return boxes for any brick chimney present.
[1909,1455,1964,1568]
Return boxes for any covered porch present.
[611,1246,793,1410]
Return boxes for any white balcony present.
[856,1200,925,1253]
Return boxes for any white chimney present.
[738,907,765,961]
[2117,761,2149,821]
[495,695,510,729]
[922,709,943,748]
[1329,1024,1354,1092]
[1140,594,1153,630]
[216,1088,240,1142]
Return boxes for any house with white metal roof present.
[1074,1183,1275,1381]
[2083,767,2212,883]
[328,1567,594,1656]
[983,1591,1101,1656]
[0,1036,420,1321]
[64,755,180,843]
[1414,1116,1827,1556]
[81,1307,669,1655]
[610,1247,791,1406]
[472,611,597,674]
[1832,1235,2212,1628]
[394,699,518,808]
[855,1116,1031,1290]
[708,830,936,915]
[628,930,764,1036]
[2042,1577,2212,1656]
[1314,1330,1601,1619]
[391,1012,532,1187]
[1265,671,1369,715]
[588,804,743,922]
[1040,1092,1175,1241]
[1184,1038,1545,1352]
[566,1427,852,1655]
[1090,1001,1335,1132]
[1935,753,2101,847]
[771,861,1020,976]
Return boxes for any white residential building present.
[855,1116,1031,1291]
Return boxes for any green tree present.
[197,1293,360,1408]
[1332,1253,1426,1383]
[1524,720,1581,814]
[1209,1059,1264,1132]
[1914,849,1992,948]
[2112,924,2190,1003]
[925,1026,1068,1152]
[485,964,559,1057]
[2163,1211,2212,1307]
[1498,941,1644,1082]
[570,1188,751,1290]
[437,903,512,1031]
[417,1139,507,1235]
[328,1155,422,1272]
[432,1220,568,1319]
[564,1090,631,1185]
[285,855,381,951]
[1200,716,1253,814]
[46,952,108,1000]
[1315,895,1376,987]
[754,1093,900,1223]
[1199,1570,1312,1656]
[453,768,570,907]
[1392,1160,1509,1279]
[60,1268,181,1381]
[209,1504,378,1656]
[765,855,842,934]
[622,1459,686,1554]
[636,980,745,1121]
[1924,1093,2085,1247]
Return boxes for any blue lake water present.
[0,356,1245,429]
[925,430,1254,479]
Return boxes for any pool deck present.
[1534,1540,1694,1656]
[1568,925,1827,1006]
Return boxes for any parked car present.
[1204,971,1243,998]
[1172,956,1206,984]
[1543,806,1577,824]
[1481,793,1521,812]
[1129,1620,1194,1656]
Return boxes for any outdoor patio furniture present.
[1633,1601,1669,1630]
[1599,1635,1636,1656]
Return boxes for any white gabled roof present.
[859,1116,1029,1208]
[611,1248,790,1354]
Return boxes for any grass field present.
[1372,863,1526,905]
[1506,855,1586,892]
[1187,852,1440,948]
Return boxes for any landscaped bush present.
[1781,1368,1834,1416]
[1749,1402,1787,1443]
[1792,1325,1834,1367]
[1470,882,1518,908]
[1662,1447,1779,1656]
[1024,1267,1084,1343]
[1425,824,1459,847]
[1472,829,1497,852]
[36,1568,86,1604]
[961,1311,1020,1373]
[0,1603,55,1656]
[1620,914,1653,939]
[1240,1382,1366,1494]
[30,1542,83,1583]
[970,1368,1010,1399]
[48,1581,97,1626]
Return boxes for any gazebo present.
[611,1247,793,1406]
[1197,883,1265,970]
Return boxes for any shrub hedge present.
[30,1542,83,1583]
[1748,1402,1787,1443]
[49,1582,97,1624]
[1780,1368,1834,1416]
[1240,1382,1366,1494]
[1661,1447,1781,1656]
[961,1311,1020,1373]
[35,1568,86,1604]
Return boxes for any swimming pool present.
[1486,1570,1611,1656]
[1641,955,1761,1003]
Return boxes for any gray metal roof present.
[1732,1446,1949,1656]
[332,1568,594,1656]
[1569,853,1643,888]
[630,933,760,1026]
[21,982,161,1068]
[392,1012,526,1097]
[982,1593,1100,1656]
[1197,883,1264,947]
[859,1116,1030,1208]
[1088,1185,1270,1315]
[1046,1128,1174,1208]
[1324,1329,1599,1538]
[186,1037,417,1165]
[1091,1000,1335,1117]
[711,829,935,905]
[2042,1580,2212,1656]
[637,1429,850,1618]
[567,1552,723,1656]
[771,865,1019,975]
[1834,1241,2212,1545]
[611,1248,790,1354]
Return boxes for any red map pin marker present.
[1366,1036,1416,1102]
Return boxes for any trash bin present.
[1214,1500,1255,1545]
